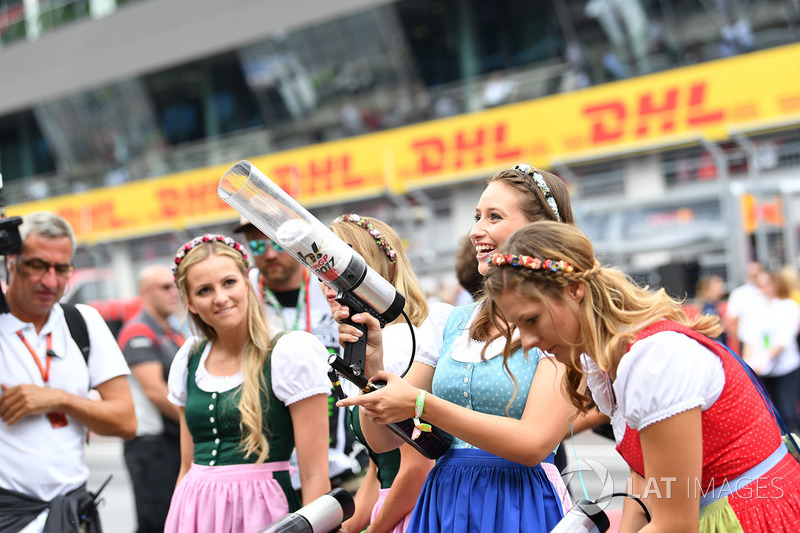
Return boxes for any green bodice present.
[184,341,295,466]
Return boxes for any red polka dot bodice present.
[616,320,782,486]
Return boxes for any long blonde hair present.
[330,215,428,327]
[483,221,723,413]
[175,240,273,463]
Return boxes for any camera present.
[0,215,23,313]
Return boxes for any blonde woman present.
[483,221,800,532]
[164,235,331,532]
[324,215,438,533]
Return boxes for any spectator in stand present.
[481,71,519,108]
[232,216,366,489]
[743,270,800,432]
[725,261,767,354]
[0,211,135,532]
[118,264,186,533]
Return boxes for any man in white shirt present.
[0,211,135,533]
[725,261,768,353]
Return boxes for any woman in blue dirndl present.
[337,165,575,532]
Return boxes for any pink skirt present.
[371,487,413,533]
[164,461,291,533]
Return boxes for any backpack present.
[61,304,95,444]
[62,303,90,363]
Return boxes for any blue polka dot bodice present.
[432,304,540,449]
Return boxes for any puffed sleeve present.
[167,336,199,407]
[271,331,332,405]
[414,302,453,368]
[614,331,725,431]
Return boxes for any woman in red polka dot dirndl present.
[483,221,800,532]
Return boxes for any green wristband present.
[415,389,426,419]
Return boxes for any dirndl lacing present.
[700,443,788,508]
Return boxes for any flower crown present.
[486,253,573,273]
[172,234,248,282]
[512,164,562,222]
[336,214,397,263]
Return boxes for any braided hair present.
[483,221,723,413]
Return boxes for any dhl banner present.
[11,42,800,243]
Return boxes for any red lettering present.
[584,101,626,144]
[687,82,724,126]
[309,158,335,195]
[274,155,367,198]
[272,165,301,197]
[157,188,180,218]
[90,201,123,231]
[493,124,522,161]
[340,155,362,189]
[411,138,445,174]
[636,88,678,137]
[454,127,485,169]
[185,183,214,214]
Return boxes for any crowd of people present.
[1,163,799,532]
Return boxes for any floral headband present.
[486,253,574,273]
[512,164,562,222]
[336,214,397,263]
[172,234,248,282]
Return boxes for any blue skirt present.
[407,448,566,533]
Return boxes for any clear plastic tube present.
[218,160,402,319]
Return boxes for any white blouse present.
[584,331,726,444]
[414,301,454,367]
[167,331,331,407]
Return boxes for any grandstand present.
[2,0,799,300]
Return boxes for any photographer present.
[0,211,136,532]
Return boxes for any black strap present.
[62,304,91,364]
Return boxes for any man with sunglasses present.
[233,217,366,489]
[0,211,136,533]
[117,264,185,533]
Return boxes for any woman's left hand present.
[336,371,418,424]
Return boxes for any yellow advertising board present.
[11,42,800,242]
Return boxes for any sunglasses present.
[247,239,284,256]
